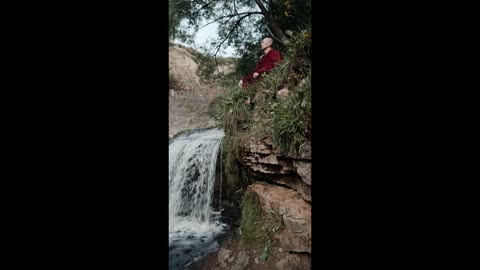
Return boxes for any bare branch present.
[191,0,221,18]
[191,0,204,5]
[199,11,263,30]
[197,0,218,12]
[262,0,271,10]
[213,14,251,66]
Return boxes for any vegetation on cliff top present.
[217,29,311,155]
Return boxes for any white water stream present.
[169,128,226,269]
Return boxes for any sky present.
[174,21,237,58]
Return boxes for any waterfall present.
[169,128,226,270]
[219,140,223,209]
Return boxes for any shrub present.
[216,87,254,135]
[272,70,311,153]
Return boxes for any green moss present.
[239,191,284,249]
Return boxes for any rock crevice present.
[239,136,311,202]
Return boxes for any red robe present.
[242,49,283,88]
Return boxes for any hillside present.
[186,31,312,270]
[168,44,234,137]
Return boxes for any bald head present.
[260,38,273,50]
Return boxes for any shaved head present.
[260,37,273,50]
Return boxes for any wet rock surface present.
[188,182,311,269]
[188,236,311,270]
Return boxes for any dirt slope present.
[169,45,231,137]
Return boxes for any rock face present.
[217,248,233,268]
[188,237,310,270]
[275,253,311,270]
[236,135,311,266]
[239,136,312,202]
[231,250,249,270]
[189,181,311,270]
[180,137,312,270]
[169,89,218,137]
[169,46,201,91]
[292,160,311,185]
[169,45,228,137]
[248,182,311,253]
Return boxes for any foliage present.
[234,41,264,80]
[271,73,311,153]
[216,28,311,154]
[168,0,192,42]
[270,0,312,33]
[216,86,253,195]
[216,86,254,134]
[239,191,284,249]
[223,133,247,171]
[190,47,238,84]
[214,30,311,203]
[169,0,311,58]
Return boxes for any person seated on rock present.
[238,37,283,105]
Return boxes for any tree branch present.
[198,0,217,11]
[253,0,289,45]
[213,14,251,66]
[265,25,283,43]
[191,0,221,18]
[262,0,271,10]
[199,11,263,30]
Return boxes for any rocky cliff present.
[239,135,312,260]
[190,135,312,270]
[169,45,230,137]
[240,136,311,202]
[170,44,312,270]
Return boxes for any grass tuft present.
[239,191,284,249]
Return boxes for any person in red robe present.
[238,37,283,89]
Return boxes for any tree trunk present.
[253,0,289,45]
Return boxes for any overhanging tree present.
[169,0,311,58]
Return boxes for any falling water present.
[169,128,226,269]
[219,141,223,209]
